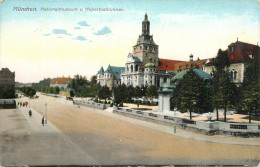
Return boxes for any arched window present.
[131,65,133,72]
[135,65,139,71]
[230,69,238,81]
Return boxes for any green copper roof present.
[104,65,125,79]
[137,35,157,45]
[166,71,175,75]
[145,62,155,68]
[133,56,141,63]
[171,69,213,83]
[158,82,175,92]
[97,66,104,74]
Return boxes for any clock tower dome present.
[132,13,159,66]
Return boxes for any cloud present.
[74,27,82,30]
[52,29,71,36]
[89,40,93,43]
[33,29,42,32]
[75,36,87,41]
[42,34,51,36]
[77,21,90,27]
[94,26,111,35]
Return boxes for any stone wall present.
[73,100,111,110]
[115,107,260,137]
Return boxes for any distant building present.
[97,65,125,90]
[0,68,15,99]
[50,77,72,91]
[205,40,260,84]
[120,13,185,87]
[0,68,15,87]
[173,54,207,74]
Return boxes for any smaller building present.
[0,68,15,87]
[158,69,213,113]
[205,40,259,84]
[50,77,72,91]
[173,54,207,74]
[0,68,15,99]
[96,65,125,89]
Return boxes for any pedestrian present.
[42,117,44,126]
[29,110,32,117]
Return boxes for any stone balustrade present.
[115,107,260,137]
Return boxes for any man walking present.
[42,117,44,126]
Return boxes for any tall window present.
[135,65,139,71]
[230,69,238,81]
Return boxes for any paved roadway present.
[0,95,260,166]
[0,107,98,166]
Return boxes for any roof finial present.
[145,11,148,20]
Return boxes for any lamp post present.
[45,103,47,124]
[190,100,196,120]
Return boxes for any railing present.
[182,119,196,125]
[230,124,247,130]
[114,107,260,136]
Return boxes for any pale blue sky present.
[0,0,259,83]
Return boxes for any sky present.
[0,0,259,83]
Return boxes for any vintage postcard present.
[0,0,259,166]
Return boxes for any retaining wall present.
[73,100,111,110]
[115,107,260,137]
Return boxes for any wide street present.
[0,94,260,166]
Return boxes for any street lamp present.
[45,103,47,124]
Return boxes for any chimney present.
[189,54,193,61]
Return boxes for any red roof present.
[227,41,259,62]
[157,58,185,71]
[51,77,72,84]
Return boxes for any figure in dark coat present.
[42,117,44,126]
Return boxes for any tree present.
[212,49,232,121]
[113,84,127,105]
[217,71,236,122]
[98,85,111,100]
[54,86,60,95]
[134,86,143,98]
[141,85,147,97]
[126,85,135,102]
[89,75,97,85]
[19,87,36,97]
[146,85,157,98]
[32,78,52,89]
[242,53,260,123]
[177,69,211,119]
[0,86,15,99]
[68,75,88,97]
[70,90,74,97]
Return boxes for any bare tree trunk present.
[216,108,219,121]
[190,111,192,120]
[249,109,252,123]
[224,106,227,122]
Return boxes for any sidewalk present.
[55,98,260,146]
[19,106,61,134]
